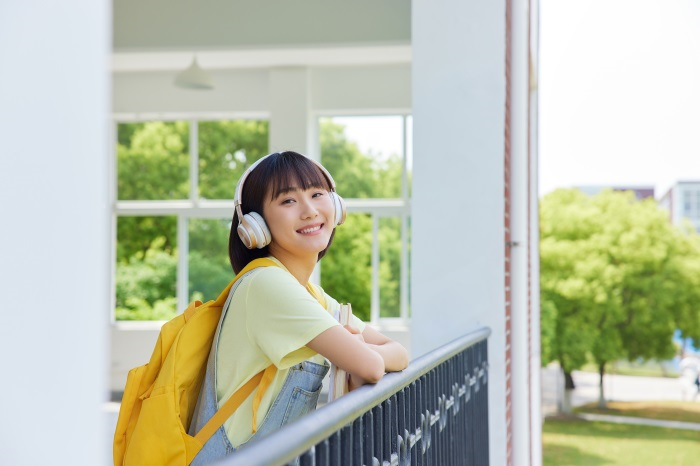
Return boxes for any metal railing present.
[217,326,491,466]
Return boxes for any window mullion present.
[371,214,380,323]
[189,119,199,203]
[177,215,189,311]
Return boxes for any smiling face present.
[264,185,336,263]
[228,151,339,274]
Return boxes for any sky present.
[334,1,700,200]
[539,0,700,198]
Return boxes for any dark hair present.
[229,151,337,274]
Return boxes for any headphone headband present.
[234,152,339,220]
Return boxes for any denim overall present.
[189,271,330,466]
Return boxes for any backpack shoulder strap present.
[190,257,280,446]
[193,366,277,445]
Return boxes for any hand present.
[348,372,366,392]
[344,325,366,344]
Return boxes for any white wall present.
[412,1,507,465]
[0,1,111,465]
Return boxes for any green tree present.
[198,120,269,199]
[540,189,700,409]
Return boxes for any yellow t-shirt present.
[216,257,365,447]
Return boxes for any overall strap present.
[192,257,279,446]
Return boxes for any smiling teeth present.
[299,225,321,234]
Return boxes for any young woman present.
[190,151,409,464]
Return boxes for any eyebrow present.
[272,183,326,199]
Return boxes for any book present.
[327,303,352,402]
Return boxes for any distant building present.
[576,185,655,200]
[659,181,700,233]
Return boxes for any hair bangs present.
[267,152,332,200]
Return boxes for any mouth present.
[297,223,323,234]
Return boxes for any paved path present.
[577,412,700,431]
[542,366,696,414]
[542,365,700,430]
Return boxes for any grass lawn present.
[543,417,700,465]
[575,401,700,424]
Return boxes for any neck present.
[269,248,317,286]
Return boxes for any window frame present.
[111,113,268,322]
[110,111,412,325]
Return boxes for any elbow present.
[363,368,384,384]
[397,351,409,371]
[362,355,386,384]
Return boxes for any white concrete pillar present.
[412,2,507,465]
[269,67,312,156]
[0,2,111,465]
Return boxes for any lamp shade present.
[174,57,214,90]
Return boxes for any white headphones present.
[233,152,346,249]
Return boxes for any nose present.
[299,196,319,219]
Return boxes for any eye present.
[312,191,326,198]
[280,197,296,205]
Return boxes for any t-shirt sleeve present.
[244,268,340,368]
[321,289,367,333]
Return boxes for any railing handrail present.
[216,325,491,466]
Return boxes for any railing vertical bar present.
[445,359,454,466]
[397,388,406,466]
[340,424,352,466]
[468,344,476,466]
[300,445,315,466]
[458,351,467,465]
[408,382,417,466]
[328,430,341,466]
[373,404,384,464]
[384,396,393,463]
[362,411,374,466]
[481,341,490,466]
[316,439,329,466]
[438,361,452,464]
[429,370,437,466]
[352,417,362,466]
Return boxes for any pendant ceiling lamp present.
[174,56,214,90]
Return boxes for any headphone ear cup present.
[330,192,346,226]
[237,211,272,249]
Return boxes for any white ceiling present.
[112,0,412,72]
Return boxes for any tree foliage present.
[540,189,700,405]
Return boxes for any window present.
[114,118,269,320]
[112,115,413,323]
[318,115,412,323]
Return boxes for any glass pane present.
[189,218,233,302]
[320,116,404,198]
[117,121,190,200]
[115,216,178,320]
[320,213,372,322]
[198,120,270,200]
[379,217,402,318]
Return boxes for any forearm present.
[368,341,409,373]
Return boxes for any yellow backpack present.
[113,258,279,466]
